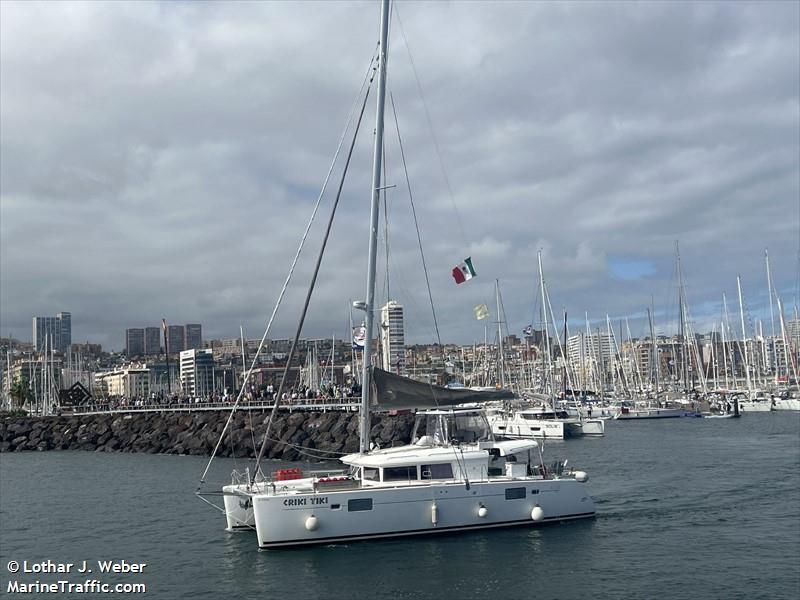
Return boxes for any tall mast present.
[647,306,658,396]
[723,292,737,389]
[239,325,247,396]
[675,241,689,391]
[765,249,778,385]
[538,251,551,400]
[585,312,596,394]
[563,310,568,398]
[5,350,10,411]
[721,319,729,390]
[737,275,752,396]
[605,315,615,392]
[359,0,391,454]
[330,333,335,387]
[495,280,505,388]
[625,317,642,393]
[709,323,717,386]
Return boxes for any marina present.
[1,413,798,598]
[1,0,799,598]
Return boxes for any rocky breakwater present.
[0,410,415,460]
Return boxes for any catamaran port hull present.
[252,478,594,548]
[223,483,257,531]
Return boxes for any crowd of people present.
[65,382,363,413]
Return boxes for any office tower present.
[167,325,185,355]
[184,323,203,350]
[125,328,145,357]
[144,327,161,355]
[56,312,71,352]
[33,312,71,353]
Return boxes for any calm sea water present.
[1,413,798,600]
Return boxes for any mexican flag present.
[452,257,476,284]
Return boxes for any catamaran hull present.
[223,484,256,531]
[252,478,594,548]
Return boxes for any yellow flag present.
[474,304,489,320]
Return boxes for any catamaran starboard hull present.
[252,478,594,548]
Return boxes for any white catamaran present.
[215,0,595,548]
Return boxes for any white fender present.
[531,505,545,522]
[305,515,319,531]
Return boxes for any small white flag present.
[474,304,489,320]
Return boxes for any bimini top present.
[369,367,514,410]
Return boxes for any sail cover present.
[368,367,514,410]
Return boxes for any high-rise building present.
[567,332,614,369]
[32,312,71,353]
[179,348,214,396]
[380,301,405,375]
[57,312,71,352]
[788,318,800,342]
[33,317,58,353]
[125,328,145,357]
[144,327,161,355]
[167,325,185,355]
[184,323,203,350]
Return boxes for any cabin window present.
[505,487,526,500]
[362,467,379,481]
[421,463,454,480]
[530,489,539,495]
[348,498,373,512]
[383,466,417,482]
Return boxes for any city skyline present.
[1,2,798,350]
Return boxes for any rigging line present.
[197,48,379,488]
[394,6,469,251]
[194,493,257,531]
[390,92,442,346]
[252,77,375,484]
[256,433,353,458]
[385,249,440,344]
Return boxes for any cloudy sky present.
[1,0,798,350]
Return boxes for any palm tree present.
[9,377,33,409]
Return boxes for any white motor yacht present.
[487,406,604,439]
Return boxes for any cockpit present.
[411,408,494,445]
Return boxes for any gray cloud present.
[1,0,798,349]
